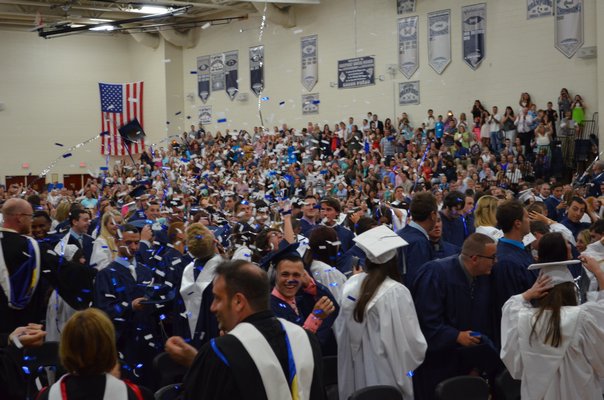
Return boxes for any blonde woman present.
[52,200,71,230]
[90,211,123,271]
[474,195,503,241]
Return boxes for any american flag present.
[99,82,145,156]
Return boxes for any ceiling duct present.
[159,27,199,48]
[129,31,160,48]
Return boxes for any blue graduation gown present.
[544,196,564,222]
[560,217,591,240]
[411,255,500,400]
[490,240,537,347]
[299,218,316,238]
[433,239,460,259]
[333,224,354,253]
[93,259,161,385]
[270,281,339,356]
[397,225,435,287]
[439,212,467,248]
[336,244,366,276]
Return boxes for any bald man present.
[0,199,94,343]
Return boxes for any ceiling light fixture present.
[201,22,211,29]
[133,5,169,14]
[89,24,115,31]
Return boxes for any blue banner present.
[462,3,487,70]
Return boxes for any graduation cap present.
[129,185,148,199]
[140,282,176,305]
[353,225,408,264]
[260,242,302,270]
[527,260,581,285]
[118,118,146,143]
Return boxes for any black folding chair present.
[155,383,182,400]
[322,355,338,400]
[493,369,521,400]
[152,352,188,391]
[348,385,402,400]
[23,341,61,398]
[434,376,489,400]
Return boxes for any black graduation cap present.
[260,242,301,270]
[129,185,148,199]
[140,283,176,305]
[118,118,146,143]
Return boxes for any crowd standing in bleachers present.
[2,89,604,399]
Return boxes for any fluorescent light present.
[89,24,115,31]
[201,22,211,29]
[133,5,169,14]
[89,18,114,23]
[70,24,85,28]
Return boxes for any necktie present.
[128,263,137,281]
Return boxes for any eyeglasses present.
[463,253,496,261]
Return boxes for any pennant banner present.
[210,53,225,91]
[555,0,583,58]
[399,81,420,105]
[398,16,419,79]
[225,50,239,101]
[427,9,451,75]
[301,35,318,92]
[250,45,265,97]
[397,0,415,14]
[462,3,487,70]
[197,55,210,103]
[302,93,319,115]
[199,105,212,125]
[527,0,553,19]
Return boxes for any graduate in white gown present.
[335,225,426,400]
[501,232,604,400]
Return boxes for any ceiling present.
[0,0,317,37]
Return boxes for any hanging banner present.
[527,0,553,19]
[224,50,239,101]
[462,3,487,70]
[196,55,210,103]
[301,35,318,92]
[427,9,451,75]
[250,45,265,97]
[555,0,583,59]
[210,53,225,91]
[398,16,419,79]
[397,0,415,14]
[302,93,320,115]
[399,81,420,105]
[337,56,375,89]
[199,105,212,125]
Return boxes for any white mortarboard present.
[353,225,408,264]
[527,260,581,285]
[518,188,535,204]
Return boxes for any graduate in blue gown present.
[93,225,161,387]
[411,234,502,400]
[265,244,340,356]
[439,191,469,248]
[396,192,438,287]
[490,200,537,347]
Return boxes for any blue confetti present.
[175,111,182,116]
[100,131,110,136]
[22,366,30,375]
[329,282,338,287]
[54,143,64,147]
[261,96,269,101]
[279,303,287,309]
[312,100,320,104]
[62,153,72,158]
[347,295,357,301]
[279,101,285,106]
[406,370,414,377]
[217,118,227,123]
[100,166,109,171]
[190,71,197,74]
[160,314,166,321]
[187,115,191,119]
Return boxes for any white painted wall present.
[0,30,168,182]
[182,0,598,131]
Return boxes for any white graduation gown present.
[334,273,427,400]
[90,237,113,271]
[309,260,347,304]
[501,293,604,400]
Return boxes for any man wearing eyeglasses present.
[411,233,502,400]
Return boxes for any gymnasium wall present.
[0,0,600,182]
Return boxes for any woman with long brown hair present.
[335,225,426,400]
[501,232,604,399]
